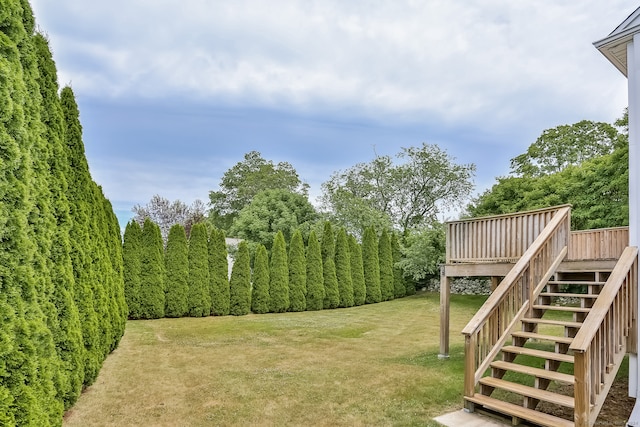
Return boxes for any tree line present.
[0,2,127,425]
[122,219,413,319]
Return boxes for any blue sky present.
[29,1,632,226]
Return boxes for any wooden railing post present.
[439,265,451,359]
[464,334,476,411]
[574,350,590,427]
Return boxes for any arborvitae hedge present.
[305,230,324,311]
[187,222,211,317]
[123,220,143,319]
[229,241,251,315]
[348,235,366,306]
[251,244,270,314]
[321,222,339,309]
[335,228,354,308]
[165,224,189,317]
[140,219,165,319]
[0,3,127,422]
[288,229,307,312]
[209,228,230,316]
[391,233,406,298]
[378,229,394,301]
[363,226,382,304]
[269,231,290,313]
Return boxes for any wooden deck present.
[440,205,636,426]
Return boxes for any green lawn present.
[63,293,486,427]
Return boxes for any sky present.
[29,1,633,226]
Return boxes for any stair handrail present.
[462,205,571,402]
[570,245,638,427]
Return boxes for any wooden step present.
[479,376,575,408]
[532,304,591,313]
[522,318,582,329]
[540,292,599,299]
[490,360,574,384]
[511,331,574,345]
[548,280,605,286]
[466,394,574,427]
[502,345,575,363]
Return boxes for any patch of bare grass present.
[63,293,484,426]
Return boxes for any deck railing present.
[571,246,638,427]
[568,226,629,261]
[461,206,571,401]
[446,205,570,264]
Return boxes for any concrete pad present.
[434,409,510,426]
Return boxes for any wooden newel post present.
[463,333,476,412]
[439,264,451,359]
[574,350,590,427]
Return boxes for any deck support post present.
[439,265,451,359]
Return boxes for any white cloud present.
[32,0,630,126]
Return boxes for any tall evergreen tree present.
[391,233,406,299]
[321,222,339,309]
[209,228,230,316]
[269,231,290,313]
[335,228,354,308]
[229,241,251,315]
[139,219,165,319]
[62,85,103,385]
[165,224,189,317]
[348,235,366,306]
[378,229,394,301]
[288,229,307,312]
[251,244,270,314]
[187,222,211,317]
[34,32,85,409]
[305,231,325,311]
[123,220,143,319]
[363,226,381,304]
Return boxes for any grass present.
[62,292,486,427]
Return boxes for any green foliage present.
[230,189,317,250]
[123,220,143,319]
[187,223,211,317]
[468,114,629,230]
[164,224,189,318]
[209,151,309,230]
[209,228,230,316]
[139,219,165,319]
[269,231,290,313]
[0,8,126,422]
[251,245,270,314]
[321,143,475,235]
[305,231,325,311]
[363,227,381,304]
[390,233,406,298]
[378,229,394,301]
[335,229,354,308]
[348,235,366,306]
[398,224,445,286]
[510,120,624,177]
[321,222,340,309]
[288,229,307,312]
[229,241,251,315]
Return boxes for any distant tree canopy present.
[133,195,206,241]
[209,151,309,231]
[320,143,475,236]
[229,188,318,249]
[467,114,629,230]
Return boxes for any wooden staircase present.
[460,206,638,427]
[465,271,610,427]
